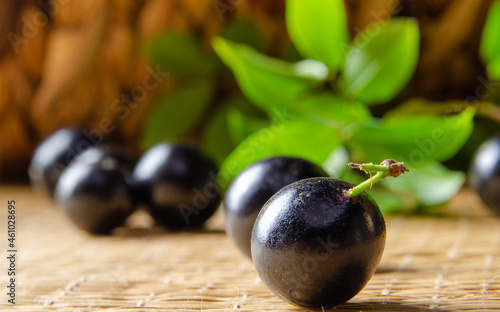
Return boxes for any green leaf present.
[219,19,265,51]
[202,96,269,165]
[322,146,349,178]
[382,98,467,119]
[212,37,328,117]
[279,42,303,63]
[367,187,416,214]
[481,0,500,80]
[293,93,372,128]
[286,0,349,72]
[141,79,214,150]
[145,32,214,77]
[383,161,465,206]
[339,18,420,105]
[201,105,235,166]
[227,107,269,145]
[349,107,475,164]
[218,119,341,188]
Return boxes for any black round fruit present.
[131,143,220,230]
[29,128,95,197]
[73,145,136,176]
[251,178,386,309]
[223,156,328,258]
[469,136,500,215]
[55,156,136,235]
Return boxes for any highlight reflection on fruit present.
[469,136,500,216]
[251,160,408,309]
[131,143,221,230]
[55,147,136,235]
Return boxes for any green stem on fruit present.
[345,159,409,198]
[346,171,386,197]
[348,163,390,173]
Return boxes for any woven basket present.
[0,0,492,181]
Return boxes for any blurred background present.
[0,0,497,183]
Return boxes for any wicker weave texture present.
[0,186,499,311]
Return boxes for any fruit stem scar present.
[345,159,409,198]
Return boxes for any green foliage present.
[144,32,215,78]
[348,108,475,164]
[201,104,234,166]
[200,96,269,166]
[382,97,466,118]
[143,2,477,213]
[481,0,500,81]
[212,7,476,212]
[218,19,266,51]
[141,80,215,150]
[322,146,350,177]
[212,37,328,117]
[294,93,372,127]
[286,0,349,72]
[367,186,413,214]
[213,18,420,115]
[219,119,343,187]
[383,161,465,207]
[227,106,269,145]
[339,19,420,105]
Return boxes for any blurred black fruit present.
[72,145,136,176]
[469,135,500,216]
[29,128,95,197]
[223,156,328,258]
[131,143,220,230]
[55,151,136,235]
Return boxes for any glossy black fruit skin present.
[469,136,500,215]
[251,178,386,309]
[55,160,136,234]
[131,143,220,230]
[29,128,94,197]
[73,145,136,176]
[224,156,328,258]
